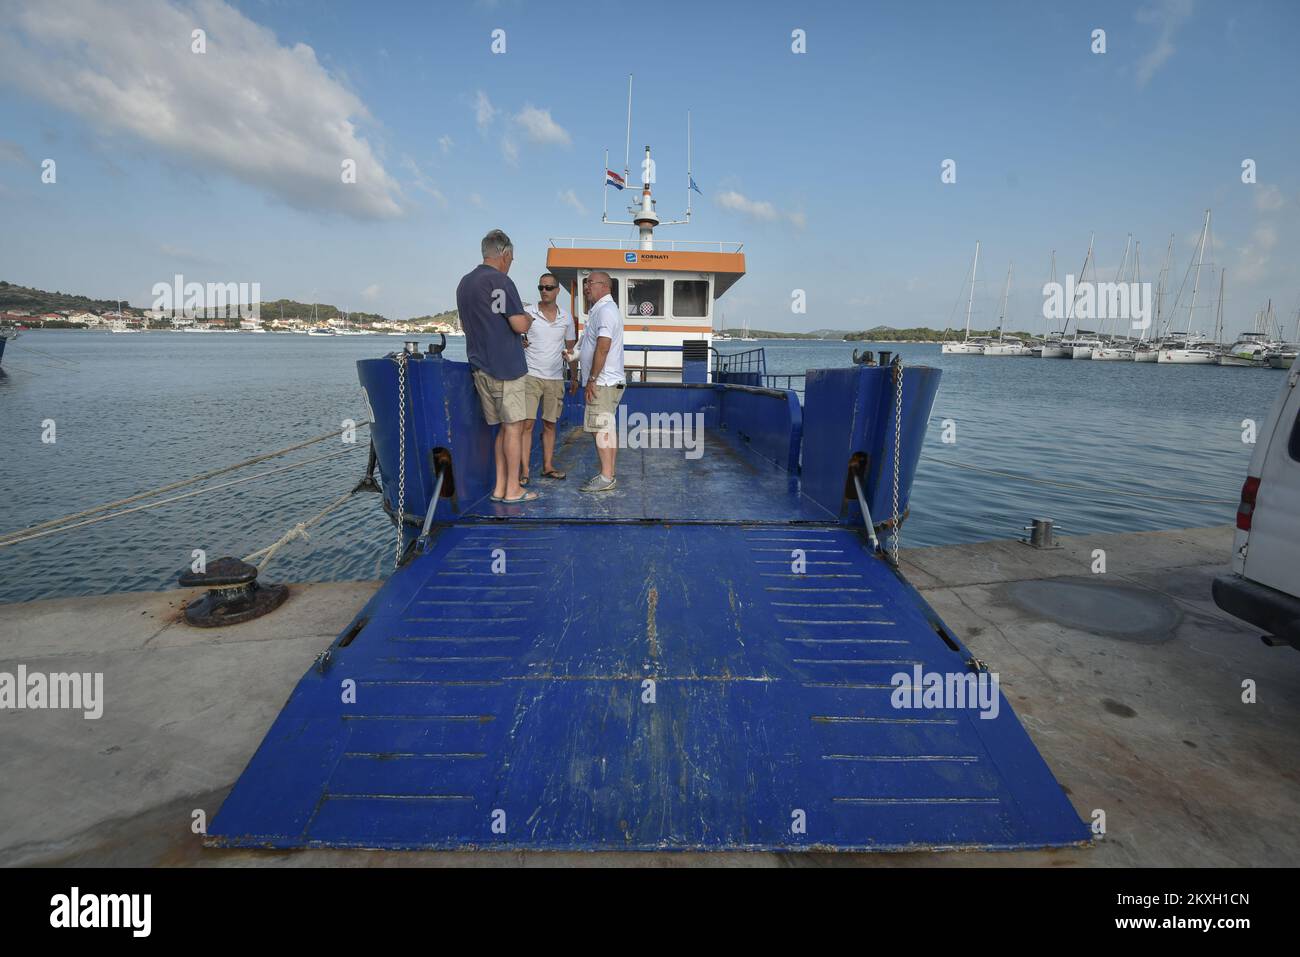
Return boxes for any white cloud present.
[1254,184,1286,212]
[401,154,446,207]
[0,0,403,220]
[715,189,804,228]
[475,90,497,132]
[0,139,31,165]
[514,105,570,146]
[1236,223,1278,282]
[1135,0,1195,88]
[501,136,519,166]
[558,188,586,216]
[438,135,454,155]
[468,192,484,208]
[361,284,381,301]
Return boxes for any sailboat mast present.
[964,241,980,342]
[1047,250,1056,341]
[1064,234,1094,337]
[997,263,1012,341]
[1154,234,1173,341]
[1186,210,1210,336]
[1215,269,1225,344]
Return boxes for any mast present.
[1185,210,1211,336]
[1131,241,1141,342]
[1063,233,1094,338]
[1214,268,1225,345]
[1104,234,1132,340]
[997,262,1012,342]
[623,74,633,185]
[964,241,980,342]
[1154,233,1174,341]
[1047,250,1057,342]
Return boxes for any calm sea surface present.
[0,331,1284,605]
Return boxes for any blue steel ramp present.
[209,522,1088,851]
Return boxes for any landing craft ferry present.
[208,141,1087,853]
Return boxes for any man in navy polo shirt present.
[456,228,537,504]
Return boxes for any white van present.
[1213,364,1300,649]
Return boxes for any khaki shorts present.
[583,383,625,433]
[524,375,565,423]
[472,369,529,425]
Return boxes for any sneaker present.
[579,474,617,493]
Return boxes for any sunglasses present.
[538,284,558,291]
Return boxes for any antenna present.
[623,74,633,184]
[685,111,693,220]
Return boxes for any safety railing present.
[549,237,744,253]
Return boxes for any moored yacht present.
[941,241,985,355]
[1220,331,1271,368]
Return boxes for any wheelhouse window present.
[672,280,709,318]
[625,278,664,319]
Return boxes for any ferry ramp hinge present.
[352,440,381,494]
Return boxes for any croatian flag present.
[605,169,625,190]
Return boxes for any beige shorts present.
[472,369,529,425]
[583,383,625,433]
[524,375,565,423]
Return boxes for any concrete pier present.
[2,524,1297,867]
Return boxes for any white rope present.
[0,447,360,548]
[243,488,357,571]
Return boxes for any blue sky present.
[1,0,1297,333]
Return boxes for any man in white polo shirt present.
[520,272,576,484]
[577,270,625,493]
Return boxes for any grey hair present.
[481,229,513,259]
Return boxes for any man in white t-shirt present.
[520,272,576,483]
[576,271,625,493]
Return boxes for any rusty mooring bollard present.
[179,557,288,627]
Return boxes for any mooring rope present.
[243,488,359,571]
[0,447,362,548]
[920,454,1238,505]
[0,421,371,545]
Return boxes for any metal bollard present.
[1022,517,1062,549]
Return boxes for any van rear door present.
[1242,369,1300,595]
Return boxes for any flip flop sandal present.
[500,490,539,504]
[542,468,566,480]
[489,494,505,502]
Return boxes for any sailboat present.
[1158,210,1218,364]
[1221,296,1274,367]
[1060,235,1102,359]
[983,263,1029,356]
[739,318,756,342]
[1094,236,1136,360]
[941,241,987,354]
[307,302,335,336]
[1133,234,1173,362]
[1266,304,1299,369]
[1039,250,1069,358]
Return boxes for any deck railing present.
[549,237,744,253]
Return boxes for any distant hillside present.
[0,280,122,314]
[256,299,387,325]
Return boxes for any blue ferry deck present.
[207,354,1089,851]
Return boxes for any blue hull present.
[208,350,1088,851]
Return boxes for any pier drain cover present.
[1001,578,1179,643]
